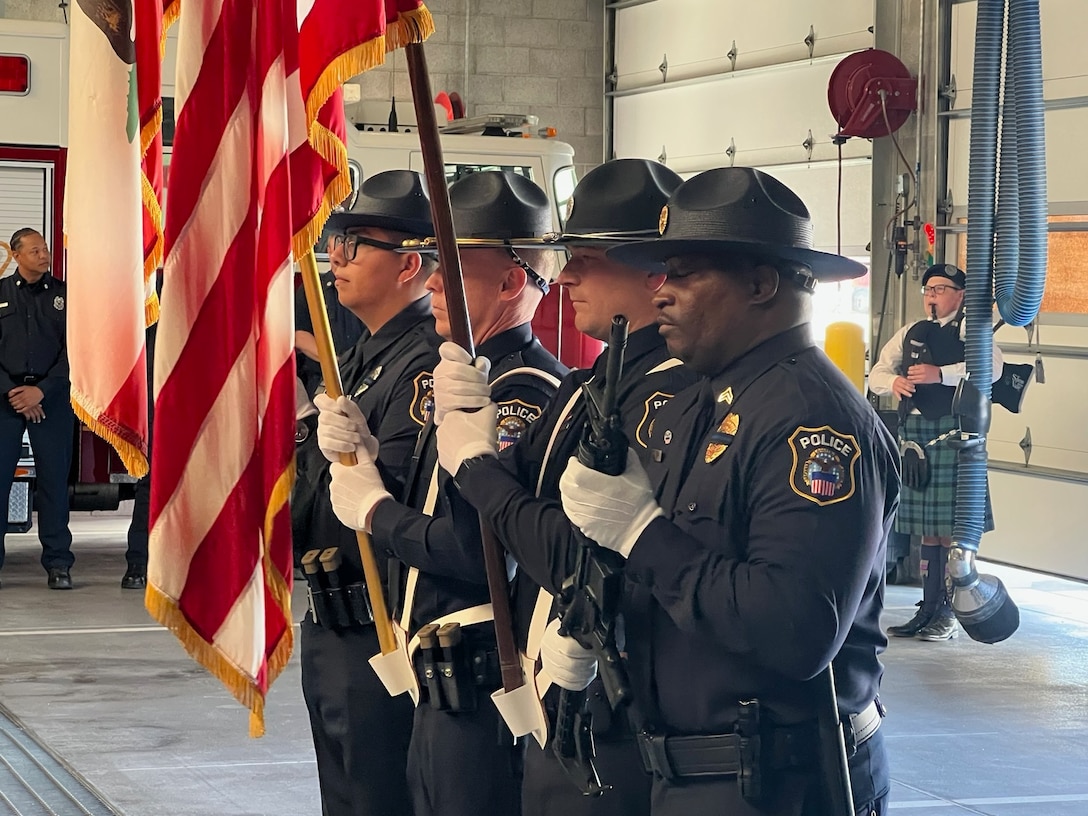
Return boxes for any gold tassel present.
[146,584,274,738]
[70,394,149,478]
[386,5,436,52]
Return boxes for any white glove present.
[436,404,498,474]
[433,341,492,425]
[329,459,392,533]
[540,618,598,692]
[559,448,664,559]
[315,393,378,464]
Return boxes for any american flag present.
[147,0,431,736]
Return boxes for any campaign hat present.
[608,166,866,282]
[558,158,682,245]
[325,169,433,236]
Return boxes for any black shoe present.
[121,565,147,590]
[918,607,959,641]
[886,602,934,637]
[47,567,73,590]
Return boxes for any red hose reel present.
[828,49,917,139]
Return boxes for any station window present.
[810,260,872,348]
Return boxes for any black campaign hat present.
[325,170,433,236]
[559,159,682,244]
[922,263,967,289]
[417,170,552,248]
[608,166,866,282]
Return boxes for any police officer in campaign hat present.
[870,263,1002,641]
[432,158,698,816]
[542,167,896,815]
[0,228,75,590]
[295,169,441,816]
[316,169,567,816]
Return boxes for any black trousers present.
[125,472,150,568]
[408,697,522,816]
[300,619,414,816]
[0,391,73,571]
[522,733,651,816]
[647,730,889,816]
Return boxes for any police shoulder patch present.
[635,390,674,448]
[496,398,544,451]
[787,425,861,506]
[409,370,435,427]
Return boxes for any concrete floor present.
[1,510,1087,815]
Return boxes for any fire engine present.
[1,18,593,532]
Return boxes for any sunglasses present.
[328,232,403,261]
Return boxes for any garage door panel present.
[948,106,1088,213]
[952,0,1088,103]
[613,57,872,173]
[756,161,872,255]
[615,0,872,90]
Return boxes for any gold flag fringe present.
[146,582,282,738]
[162,0,180,41]
[139,103,163,162]
[264,460,296,685]
[71,392,149,478]
[140,170,163,327]
[292,120,351,261]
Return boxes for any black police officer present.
[294,170,441,816]
[318,170,568,816]
[0,228,75,590]
[433,159,698,816]
[554,167,897,815]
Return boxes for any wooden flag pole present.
[298,249,397,655]
[404,42,525,694]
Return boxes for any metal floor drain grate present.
[0,704,121,816]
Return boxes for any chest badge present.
[787,425,861,506]
[704,412,739,464]
[54,295,65,311]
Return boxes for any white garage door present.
[608,0,875,341]
[0,162,51,279]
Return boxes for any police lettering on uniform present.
[294,170,441,816]
[0,228,76,591]
[433,159,698,816]
[548,167,896,816]
[869,264,1002,642]
[318,170,567,816]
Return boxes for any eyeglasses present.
[921,284,963,296]
[328,232,403,261]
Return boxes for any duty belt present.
[637,700,882,780]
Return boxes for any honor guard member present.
[295,264,364,400]
[549,168,897,815]
[317,170,567,816]
[0,229,75,590]
[295,170,441,816]
[870,264,1001,642]
[433,159,698,816]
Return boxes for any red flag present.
[148,0,432,736]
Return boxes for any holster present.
[412,622,501,713]
[303,548,375,630]
[899,439,930,490]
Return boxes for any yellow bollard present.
[825,321,865,392]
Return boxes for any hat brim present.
[325,212,433,236]
[607,238,867,282]
[396,236,559,254]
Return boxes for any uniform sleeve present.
[369,470,489,583]
[454,456,578,594]
[624,406,894,682]
[39,345,71,401]
[940,318,1003,385]
[294,283,314,333]
[867,325,907,396]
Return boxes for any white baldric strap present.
[646,357,684,375]
[535,383,587,497]
[493,366,562,390]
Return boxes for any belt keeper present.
[637,732,675,781]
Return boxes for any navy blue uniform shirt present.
[630,324,898,733]
[453,324,698,648]
[370,322,567,634]
[0,271,68,400]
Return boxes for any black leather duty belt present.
[638,700,882,780]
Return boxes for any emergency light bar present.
[0,54,30,94]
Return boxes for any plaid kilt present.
[896,413,995,537]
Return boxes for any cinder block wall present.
[2,0,606,174]
[352,0,605,176]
